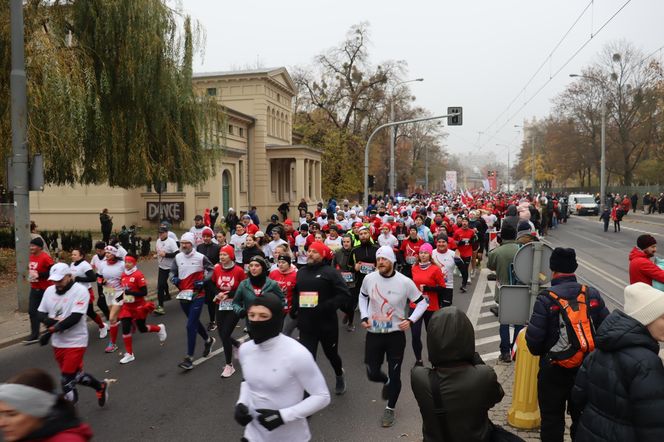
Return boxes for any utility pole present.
[10,0,30,312]
[424,142,429,193]
[531,136,535,195]
[507,148,511,192]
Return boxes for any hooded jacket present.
[572,310,664,441]
[525,275,609,363]
[628,247,664,286]
[501,205,519,231]
[411,307,504,442]
[23,400,93,441]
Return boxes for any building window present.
[239,160,245,192]
[177,182,183,192]
[277,93,281,103]
[267,106,271,135]
[207,87,217,96]
[228,124,234,135]
[146,184,152,192]
[239,127,244,137]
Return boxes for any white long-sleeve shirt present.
[359,270,428,333]
[238,334,330,441]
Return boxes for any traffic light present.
[447,107,463,126]
[368,175,375,188]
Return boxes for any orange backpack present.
[546,285,597,368]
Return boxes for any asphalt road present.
[1,214,661,441]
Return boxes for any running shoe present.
[120,353,135,364]
[203,337,216,357]
[99,323,108,339]
[460,286,467,293]
[158,324,167,343]
[96,381,109,407]
[335,369,346,395]
[346,324,355,332]
[207,321,218,332]
[220,364,236,378]
[178,356,194,371]
[22,336,39,345]
[105,343,118,353]
[154,306,165,315]
[381,408,395,427]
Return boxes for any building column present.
[315,161,321,201]
[304,160,309,200]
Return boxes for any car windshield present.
[577,197,596,204]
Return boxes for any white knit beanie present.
[623,282,664,326]
[376,246,396,263]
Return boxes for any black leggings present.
[410,309,433,362]
[96,283,110,319]
[86,303,101,322]
[157,267,170,307]
[300,330,343,376]
[216,309,240,365]
[29,289,45,338]
[365,331,406,409]
[614,220,621,232]
[455,257,471,287]
[342,286,359,325]
[204,282,217,324]
[121,317,150,334]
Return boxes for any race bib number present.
[219,300,234,311]
[28,270,39,283]
[300,291,319,308]
[123,294,135,303]
[341,272,354,283]
[176,290,194,301]
[397,234,406,241]
[405,256,417,265]
[102,286,116,297]
[371,315,393,333]
[359,263,375,274]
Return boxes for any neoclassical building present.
[30,67,322,230]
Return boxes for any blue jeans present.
[499,324,523,354]
[180,297,209,357]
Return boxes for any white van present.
[568,193,599,216]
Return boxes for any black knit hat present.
[637,234,657,250]
[500,225,517,241]
[248,255,269,275]
[277,254,292,265]
[517,221,531,232]
[30,237,44,248]
[549,247,578,273]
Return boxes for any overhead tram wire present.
[483,1,594,135]
[481,0,633,148]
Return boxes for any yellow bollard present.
[507,327,541,429]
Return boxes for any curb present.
[0,290,163,351]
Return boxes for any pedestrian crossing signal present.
[447,107,463,126]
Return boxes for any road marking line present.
[475,335,501,346]
[193,335,249,367]
[467,269,489,326]
[479,311,495,319]
[481,300,495,307]
[480,351,501,362]
[573,215,659,236]
[475,322,499,331]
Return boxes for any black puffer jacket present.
[572,310,664,441]
[525,275,609,364]
[411,307,504,442]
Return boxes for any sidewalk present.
[0,256,166,349]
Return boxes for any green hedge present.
[0,229,94,254]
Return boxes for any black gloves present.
[256,408,284,431]
[234,403,252,427]
[39,331,52,346]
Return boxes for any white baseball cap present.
[376,246,396,263]
[48,263,71,281]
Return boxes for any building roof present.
[193,67,295,95]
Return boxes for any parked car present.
[568,193,599,216]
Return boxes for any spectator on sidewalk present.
[487,225,522,363]
[99,209,113,244]
[411,307,505,442]
[628,234,664,286]
[24,238,54,345]
[630,193,638,214]
[525,247,609,442]
[572,282,664,441]
[225,208,239,235]
[0,368,93,442]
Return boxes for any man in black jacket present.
[525,247,609,442]
[349,227,378,327]
[197,227,221,332]
[291,241,351,396]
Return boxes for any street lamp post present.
[389,78,423,196]
[365,111,458,209]
[570,73,606,207]
[514,125,536,194]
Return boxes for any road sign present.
[513,242,554,285]
[447,107,463,126]
[498,285,531,325]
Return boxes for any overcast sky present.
[183,0,663,159]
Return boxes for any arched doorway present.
[222,170,231,216]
